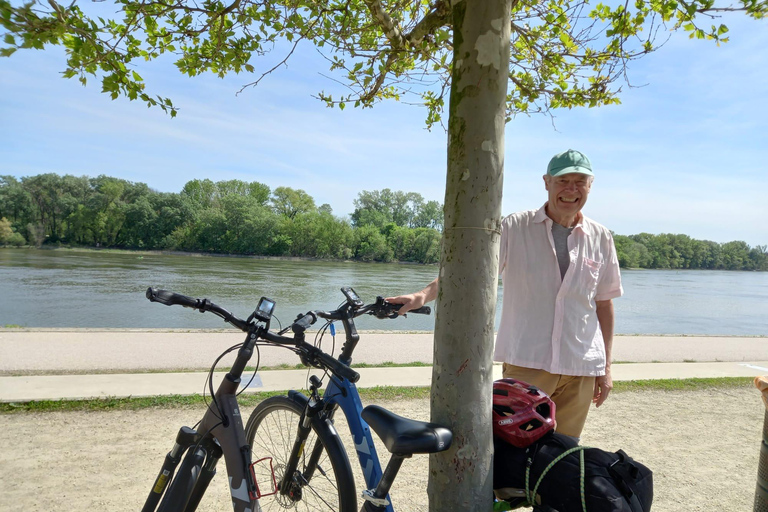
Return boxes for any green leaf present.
[132,70,143,82]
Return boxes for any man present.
[387,149,623,439]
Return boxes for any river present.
[0,248,766,335]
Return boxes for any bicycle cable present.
[307,320,334,389]
[204,342,245,421]
[236,342,261,397]
[272,314,283,332]
[186,419,225,465]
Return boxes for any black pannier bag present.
[494,432,653,512]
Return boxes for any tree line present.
[0,174,443,263]
[1,173,766,270]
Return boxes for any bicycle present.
[142,286,452,512]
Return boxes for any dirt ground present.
[0,386,764,512]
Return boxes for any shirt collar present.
[534,203,590,236]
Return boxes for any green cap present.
[547,149,593,177]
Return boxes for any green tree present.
[4,0,765,507]
[181,179,218,209]
[352,189,431,229]
[21,173,67,241]
[0,175,33,228]
[721,240,752,270]
[313,212,355,259]
[749,245,768,271]
[0,216,13,241]
[270,187,316,219]
[0,217,26,246]
[354,224,393,262]
[412,200,444,230]
[411,227,442,264]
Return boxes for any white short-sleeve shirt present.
[494,204,624,376]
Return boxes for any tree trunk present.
[428,1,511,511]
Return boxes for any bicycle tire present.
[245,395,357,512]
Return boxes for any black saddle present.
[361,405,453,455]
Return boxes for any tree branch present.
[362,0,406,47]
[404,0,450,44]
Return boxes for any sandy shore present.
[0,387,765,512]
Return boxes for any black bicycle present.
[141,286,452,512]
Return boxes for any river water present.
[1,248,766,335]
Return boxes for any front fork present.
[142,426,222,512]
[278,376,330,498]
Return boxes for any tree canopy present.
[2,0,763,124]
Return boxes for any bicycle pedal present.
[361,489,389,507]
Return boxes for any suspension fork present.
[279,377,327,496]
[184,438,223,512]
[142,426,199,512]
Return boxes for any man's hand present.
[386,278,439,316]
[593,368,613,407]
[385,292,427,316]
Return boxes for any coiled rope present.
[525,446,590,512]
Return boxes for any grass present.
[0,377,754,414]
[1,361,435,377]
[611,376,755,392]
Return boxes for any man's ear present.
[543,174,550,190]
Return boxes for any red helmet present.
[492,378,556,448]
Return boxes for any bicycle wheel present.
[245,396,357,512]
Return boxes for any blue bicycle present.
[244,287,453,512]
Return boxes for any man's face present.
[543,172,592,224]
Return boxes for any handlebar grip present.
[292,312,317,334]
[146,288,199,309]
[409,306,431,315]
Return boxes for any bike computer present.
[253,297,276,322]
[341,287,363,307]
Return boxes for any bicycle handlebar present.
[146,288,251,331]
[144,287,430,384]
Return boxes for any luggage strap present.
[525,446,590,512]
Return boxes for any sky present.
[1,9,766,247]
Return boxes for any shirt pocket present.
[578,257,602,295]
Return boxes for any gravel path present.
[0,386,764,512]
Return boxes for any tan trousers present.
[501,363,595,438]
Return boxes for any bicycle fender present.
[287,390,309,407]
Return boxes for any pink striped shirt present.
[494,204,623,376]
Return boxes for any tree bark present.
[428,1,511,511]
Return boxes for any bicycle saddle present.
[361,405,453,455]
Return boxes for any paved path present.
[2,329,767,372]
[0,330,765,402]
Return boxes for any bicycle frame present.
[323,374,395,512]
[143,332,262,512]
